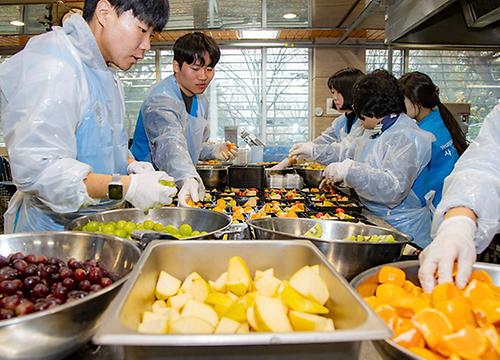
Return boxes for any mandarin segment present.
[464,279,495,305]
[408,347,446,360]
[376,283,406,303]
[412,308,453,349]
[434,299,476,331]
[431,283,462,307]
[378,266,406,287]
[438,325,488,359]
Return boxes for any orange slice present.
[412,308,453,349]
[437,325,488,359]
[378,266,406,287]
[408,347,446,360]
[376,283,406,303]
[434,299,476,331]
[431,282,462,307]
[464,279,495,305]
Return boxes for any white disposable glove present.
[418,216,477,292]
[127,161,155,174]
[125,171,177,210]
[323,159,353,183]
[178,178,205,207]
[269,158,291,170]
[214,141,238,161]
[289,142,314,160]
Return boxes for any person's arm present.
[84,173,130,199]
[142,93,200,185]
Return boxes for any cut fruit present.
[214,317,240,334]
[378,266,406,287]
[181,300,219,327]
[412,308,453,349]
[155,271,181,300]
[304,223,323,238]
[227,256,252,296]
[137,311,169,334]
[255,273,281,297]
[288,310,332,331]
[170,316,214,334]
[253,296,292,332]
[289,266,329,305]
[167,293,193,309]
[437,325,488,359]
[281,281,329,314]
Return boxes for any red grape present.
[100,277,113,288]
[78,280,91,292]
[15,299,34,316]
[74,268,86,282]
[88,267,103,284]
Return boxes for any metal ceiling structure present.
[0,0,387,52]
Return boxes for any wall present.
[311,48,365,139]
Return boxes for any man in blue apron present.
[130,32,237,207]
[0,0,176,232]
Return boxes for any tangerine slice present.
[434,299,476,331]
[408,347,446,360]
[402,280,417,293]
[376,283,406,303]
[412,308,453,349]
[469,270,494,286]
[363,295,384,309]
[378,266,406,287]
[393,327,425,348]
[480,325,500,356]
[472,298,500,327]
[438,325,488,359]
[390,295,427,319]
[431,282,462,307]
[464,279,495,305]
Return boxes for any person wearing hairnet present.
[316,72,435,248]
[0,0,176,233]
[130,32,237,207]
[274,68,364,169]
[419,102,500,292]
[399,71,467,209]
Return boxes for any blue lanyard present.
[371,114,399,139]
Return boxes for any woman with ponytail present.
[399,71,468,208]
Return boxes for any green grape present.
[164,225,178,234]
[124,221,136,233]
[153,223,164,232]
[179,223,193,237]
[102,223,116,234]
[159,179,175,187]
[116,220,127,229]
[85,221,100,232]
[191,230,200,236]
[114,229,128,238]
[143,220,154,230]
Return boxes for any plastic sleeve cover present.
[0,46,94,213]
[313,117,342,145]
[141,93,200,185]
[432,103,500,252]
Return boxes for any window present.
[366,49,403,77]
[0,55,10,145]
[408,50,499,139]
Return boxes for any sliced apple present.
[255,274,282,297]
[205,292,234,308]
[179,272,202,294]
[223,302,247,323]
[289,266,329,305]
[167,293,193,309]
[255,268,274,281]
[155,271,181,300]
[238,291,257,309]
[170,316,214,334]
[246,306,260,331]
[137,311,169,334]
[253,296,293,332]
[237,322,250,333]
[281,281,329,314]
[226,256,252,296]
[209,272,228,293]
[323,318,335,331]
[288,310,330,331]
[188,278,210,302]
[151,300,170,315]
[214,317,240,334]
[181,300,219,327]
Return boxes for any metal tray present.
[94,240,390,360]
[350,260,500,360]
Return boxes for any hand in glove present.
[178,178,205,207]
[288,142,314,161]
[418,216,477,292]
[323,159,353,183]
[127,161,155,174]
[125,172,177,210]
[269,158,291,170]
[214,142,238,161]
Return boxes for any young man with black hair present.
[0,0,175,233]
[131,32,237,207]
[319,72,435,248]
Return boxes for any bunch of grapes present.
[0,252,115,320]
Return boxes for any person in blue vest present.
[130,32,237,207]
[271,68,364,169]
[399,71,468,209]
[319,72,435,248]
[0,0,176,233]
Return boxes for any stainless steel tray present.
[350,260,500,360]
[94,240,390,360]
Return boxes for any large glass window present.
[408,50,499,139]
[366,49,403,77]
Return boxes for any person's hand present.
[323,159,353,183]
[418,216,477,292]
[214,142,238,161]
[178,178,205,207]
[289,142,314,160]
[125,171,177,210]
[127,161,155,174]
[269,158,290,170]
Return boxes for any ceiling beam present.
[336,0,382,46]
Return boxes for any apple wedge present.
[137,311,169,334]
[181,300,219,327]
[289,266,330,305]
[255,274,282,297]
[226,256,252,296]
[170,316,214,334]
[281,281,329,314]
[253,296,292,332]
[289,310,333,331]
[155,271,181,300]
[214,317,240,334]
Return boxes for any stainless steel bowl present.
[294,167,324,187]
[247,218,411,280]
[196,165,228,188]
[350,260,500,360]
[0,231,141,360]
[67,207,232,240]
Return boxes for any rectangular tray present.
[94,240,390,360]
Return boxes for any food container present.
[67,208,232,249]
[247,218,411,280]
[350,260,500,360]
[0,231,141,360]
[294,168,324,188]
[228,165,266,190]
[196,165,228,189]
[94,240,390,360]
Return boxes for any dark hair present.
[173,32,220,69]
[83,0,170,32]
[399,71,468,155]
[352,72,405,119]
[327,68,365,111]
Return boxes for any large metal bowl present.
[67,207,232,240]
[0,231,141,360]
[247,218,411,280]
[350,260,500,360]
[294,167,324,187]
[196,165,228,188]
